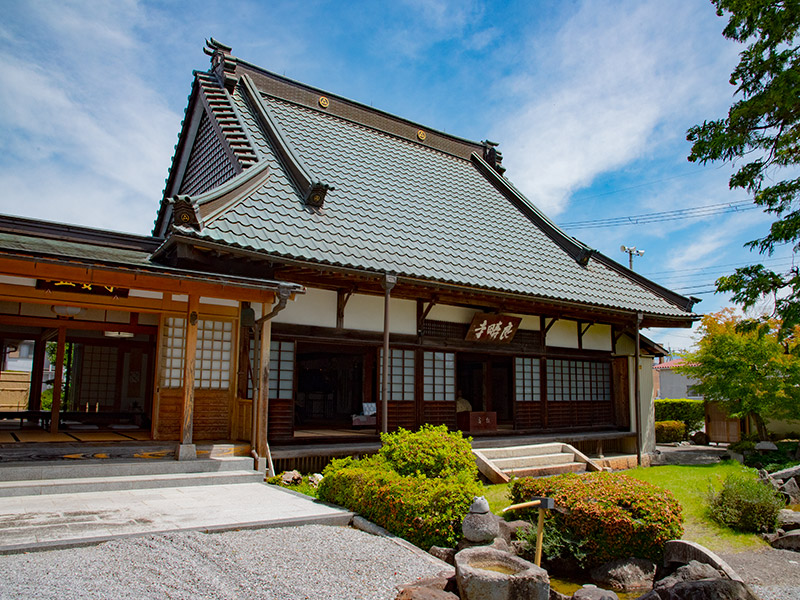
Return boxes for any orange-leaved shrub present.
[510,471,683,567]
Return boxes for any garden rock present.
[662,540,744,582]
[638,579,759,599]
[455,547,549,600]
[429,546,456,565]
[395,573,459,600]
[771,464,800,482]
[780,477,800,504]
[655,560,722,590]
[689,431,710,445]
[589,557,656,591]
[498,519,533,544]
[457,537,510,554]
[307,473,323,488]
[755,441,778,452]
[281,470,302,485]
[549,589,570,600]
[571,585,618,600]
[771,529,800,551]
[778,509,800,531]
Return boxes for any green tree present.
[676,310,800,439]
[687,0,800,335]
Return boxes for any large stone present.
[395,588,459,600]
[771,464,800,482]
[781,477,800,504]
[589,557,656,591]
[645,579,759,599]
[689,431,710,446]
[429,546,457,565]
[455,547,549,600]
[662,540,743,582]
[281,469,302,485]
[654,560,722,590]
[457,537,510,554]
[778,509,800,531]
[548,588,570,600]
[571,584,619,599]
[470,496,491,514]
[771,529,800,551]
[463,512,501,544]
[498,519,534,544]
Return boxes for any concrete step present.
[503,462,586,479]
[477,443,564,460]
[492,452,575,470]
[0,468,264,497]
[0,456,256,482]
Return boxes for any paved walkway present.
[0,482,353,554]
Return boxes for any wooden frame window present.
[380,348,415,402]
[546,358,611,403]
[514,356,541,402]
[160,317,233,389]
[268,340,294,401]
[423,351,455,402]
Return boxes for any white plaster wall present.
[508,313,541,331]
[0,276,35,287]
[615,334,635,355]
[639,356,656,453]
[0,301,19,315]
[427,304,475,323]
[766,418,800,436]
[546,319,578,349]
[343,295,417,334]
[272,287,337,328]
[583,324,612,351]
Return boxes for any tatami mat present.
[67,431,131,442]
[0,432,18,443]
[119,431,152,441]
[14,431,75,443]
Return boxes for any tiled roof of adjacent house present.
[157,43,699,322]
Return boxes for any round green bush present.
[707,471,784,532]
[655,420,686,443]
[378,424,477,479]
[510,472,683,568]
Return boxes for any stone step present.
[0,456,255,482]
[491,452,575,470]
[503,462,586,479]
[0,469,263,497]
[477,443,564,460]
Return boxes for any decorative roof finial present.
[204,38,238,92]
[482,140,506,175]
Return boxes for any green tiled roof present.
[173,69,695,320]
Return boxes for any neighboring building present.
[653,358,701,400]
[0,40,699,466]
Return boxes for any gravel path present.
[0,525,447,600]
[720,548,800,600]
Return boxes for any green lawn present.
[482,461,769,554]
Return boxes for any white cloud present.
[0,1,179,234]
[493,0,739,217]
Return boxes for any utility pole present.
[621,245,645,270]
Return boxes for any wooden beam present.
[336,288,355,329]
[28,337,45,411]
[179,295,200,446]
[0,314,156,334]
[49,327,66,434]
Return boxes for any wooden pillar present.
[381,274,397,433]
[49,327,66,434]
[256,316,272,460]
[29,336,46,411]
[634,312,643,466]
[177,295,199,460]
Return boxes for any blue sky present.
[0,0,793,352]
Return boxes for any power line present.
[642,255,795,277]
[558,200,756,230]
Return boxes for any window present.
[546,358,611,403]
[160,317,233,389]
[514,357,541,402]
[379,348,415,402]
[423,351,455,402]
[268,341,294,400]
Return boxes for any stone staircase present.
[473,442,600,484]
[0,455,262,497]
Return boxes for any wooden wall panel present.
[514,402,543,430]
[388,401,416,432]
[233,397,253,442]
[423,401,456,429]
[192,390,231,440]
[154,389,181,440]
[268,398,293,440]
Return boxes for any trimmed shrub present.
[655,420,686,443]
[707,471,784,532]
[654,398,705,435]
[318,455,480,548]
[510,472,683,568]
[378,424,478,479]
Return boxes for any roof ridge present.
[193,160,272,227]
